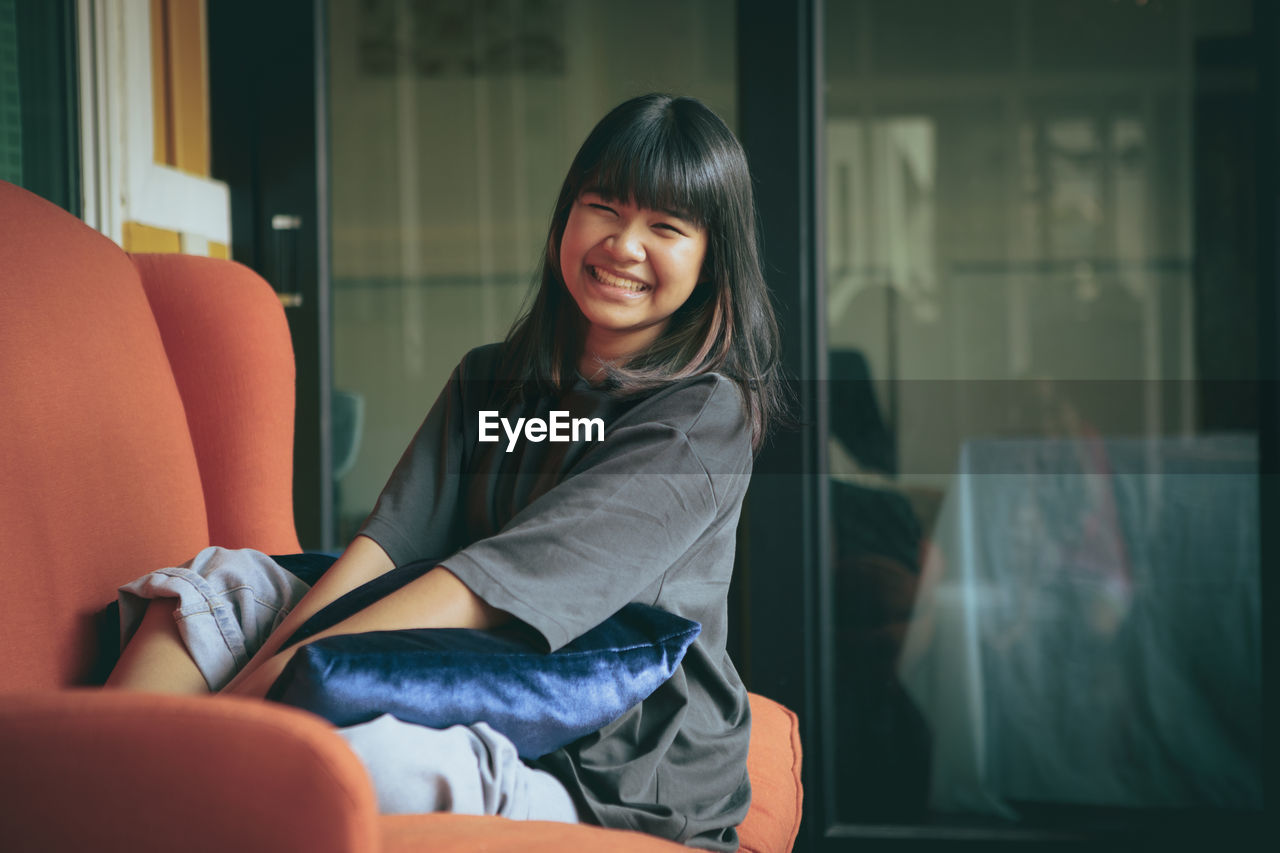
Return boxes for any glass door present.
[326,0,738,542]
[820,0,1265,842]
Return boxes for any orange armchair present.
[0,181,802,853]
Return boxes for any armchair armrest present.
[0,690,379,853]
[741,693,804,853]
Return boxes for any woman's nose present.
[605,222,645,262]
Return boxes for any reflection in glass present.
[823,0,1261,829]
[901,433,1259,817]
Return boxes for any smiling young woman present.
[558,192,708,376]
[105,94,789,850]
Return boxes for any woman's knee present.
[105,598,209,693]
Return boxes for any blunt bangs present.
[569,98,738,231]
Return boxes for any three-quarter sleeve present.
[440,375,751,651]
[356,360,469,567]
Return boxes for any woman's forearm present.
[296,563,510,642]
[223,546,510,698]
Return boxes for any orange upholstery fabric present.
[0,691,380,853]
[381,815,688,852]
[0,182,209,689]
[131,254,301,553]
[740,694,805,853]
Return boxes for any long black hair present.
[501,93,786,451]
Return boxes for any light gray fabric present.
[117,546,309,691]
[337,714,579,821]
[118,549,579,822]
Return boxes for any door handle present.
[270,213,304,307]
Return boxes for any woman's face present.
[559,191,707,368]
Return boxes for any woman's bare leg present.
[105,598,209,694]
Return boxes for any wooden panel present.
[208,240,229,259]
[167,0,209,176]
[150,0,172,165]
[149,0,209,176]
[122,221,182,253]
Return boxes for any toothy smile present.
[589,265,650,293]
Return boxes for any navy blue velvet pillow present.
[265,603,700,759]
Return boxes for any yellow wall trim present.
[123,223,230,258]
[123,221,182,254]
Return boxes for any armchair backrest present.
[131,253,299,555]
[0,182,299,689]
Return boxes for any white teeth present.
[591,266,648,292]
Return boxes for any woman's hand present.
[216,536,396,699]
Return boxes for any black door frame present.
[209,0,334,551]
[735,0,824,850]
[1257,0,1279,838]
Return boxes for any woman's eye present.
[588,203,616,215]
[655,223,686,236]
